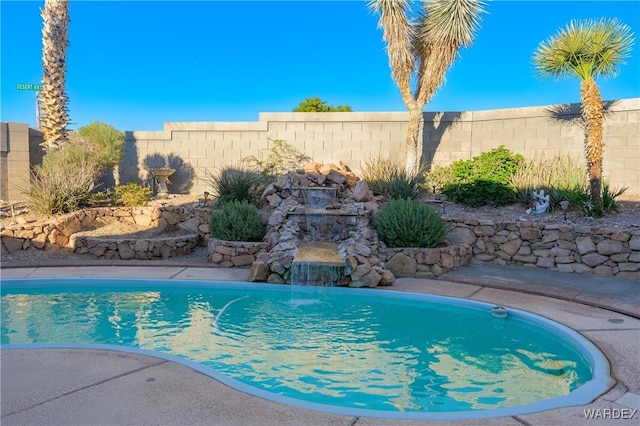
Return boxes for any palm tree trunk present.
[40,0,70,151]
[580,79,604,207]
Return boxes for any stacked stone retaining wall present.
[2,206,639,281]
[446,219,640,280]
[1,205,211,260]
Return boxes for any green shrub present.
[445,180,517,207]
[209,201,264,242]
[203,166,263,206]
[240,139,312,182]
[375,198,447,248]
[113,182,152,206]
[424,164,455,192]
[293,96,352,112]
[432,146,523,206]
[26,147,100,215]
[74,120,125,169]
[361,156,424,200]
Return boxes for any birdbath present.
[150,168,175,197]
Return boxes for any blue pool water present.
[1,278,610,419]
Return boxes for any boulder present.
[386,252,417,277]
[248,261,270,281]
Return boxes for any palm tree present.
[533,18,634,209]
[40,0,70,150]
[368,0,485,174]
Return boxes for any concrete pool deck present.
[1,263,639,425]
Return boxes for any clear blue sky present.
[2,1,639,131]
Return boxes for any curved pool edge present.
[1,341,614,421]
[0,278,618,421]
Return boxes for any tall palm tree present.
[533,18,634,209]
[40,0,70,150]
[368,0,485,174]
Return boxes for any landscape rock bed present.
[2,187,639,281]
[1,204,210,260]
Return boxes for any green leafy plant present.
[602,183,627,212]
[113,182,152,206]
[202,166,263,206]
[241,139,312,181]
[375,198,447,248]
[73,120,125,169]
[424,164,455,192]
[446,181,517,207]
[579,182,627,217]
[361,156,424,200]
[433,146,524,206]
[293,96,352,112]
[209,201,264,242]
[25,146,100,214]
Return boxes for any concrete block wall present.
[123,112,411,196]
[122,98,639,198]
[1,99,637,201]
[0,122,43,201]
[424,99,640,197]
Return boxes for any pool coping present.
[1,265,639,425]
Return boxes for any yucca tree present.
[368,0,486,174]
[40,0,70,150]
[533,18,634,209]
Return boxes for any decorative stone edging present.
[378,245,474,279]
[207,239,270,268]
[446,219,640,281]
[1,205,211,260]
[2,204,639,281]
[73,232,200,260]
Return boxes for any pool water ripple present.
[0,278,611,418]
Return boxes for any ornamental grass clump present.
[361,156,424,200]
[203,166,263,207]
[26,146,100,214]
[375,199,447,248]
[209,201,264,242]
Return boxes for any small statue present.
[526,189,550,215]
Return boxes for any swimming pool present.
[1,278,611,420]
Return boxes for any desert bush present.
[26,147,100,214]
[240,139,312,182]
[209,201,264,242]
[361,156,424,200]
[423,164,455,192]
[202,166,263,206]
[445,181,517,207]
[375,198,447,248]
[433,146,523,206]
[113,182,152,206]
[73,120,125,169]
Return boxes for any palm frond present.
[421,0,486,47]
[533,18,634,81]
